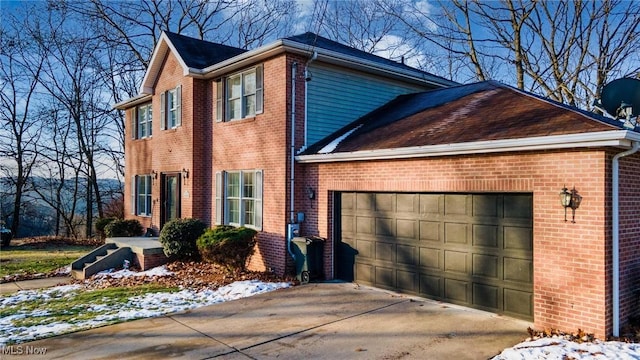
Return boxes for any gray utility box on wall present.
[292,236,325,284]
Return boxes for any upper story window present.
[216,65,263,122]
[160,85,181,130]
[133,103,152,139]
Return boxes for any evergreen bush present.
[104,219,143,237]
[159,218,207,260]
[95,217,117,239]
[197,225,257,271]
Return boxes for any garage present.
[337,192,533,320]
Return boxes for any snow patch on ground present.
[0,267,289,345]
[94,265,173,278]
[492,337,640,359]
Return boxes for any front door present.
[161,173,181,227]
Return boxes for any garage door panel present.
[504,257,533,284]
[473,253,499,279]
[375,266,395,289]
[356,239,374,259]
[504,194,532,219]
[397,244,417,266]
[419,221,440,242]
[473,194,499,217]
[397,219,417,240]
[397,270,418,292]
[445,278,469,303]
[419,247,441,270]
[444,250,468,274]
[420,274,442,297]
[445,194,468,216]
[473,224,499,248]
[356,216,374,235]
[375,242,395,262]
[397,194,418,213]
[375,217,395,237]
[473,283,499,310]
[504,227,533,251]
[355,263,373,284]
[504,288,533,317]
[339,192,533,321]
[445,222,468,244]
[419,194,440,215]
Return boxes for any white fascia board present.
[113,94,153,110]
[140,33,190,93]
[296,130,639,163]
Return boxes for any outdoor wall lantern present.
[151,170,158,182]
[307,187,315,200]
[559,186,582,223]
[182,168,189,179]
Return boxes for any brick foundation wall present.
[132,252,170,271]
[301,149,612,337]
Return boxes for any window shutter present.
[131,107,137,139]
[255,65,263,114]
[216,80,223,122]
[131,175,136,215]
[160,92,166,130]
[175,85,182,126]
[255,170,263,230]
[215,171,223,225]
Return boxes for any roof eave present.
[113,94,153,110]
[141,32,190,94]
[296,130,640,163]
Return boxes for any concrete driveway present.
[5,282,531,359]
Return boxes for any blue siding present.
[306,64,429,145]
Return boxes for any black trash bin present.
[292,236,325,284]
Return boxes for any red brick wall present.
[211,53,309,275]
[301,149,612,337]
[125,51,210,233]
[616,151,640,330]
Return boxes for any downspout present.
[612,140,639,337]
[303,51,317,150]
[287,62,298,260]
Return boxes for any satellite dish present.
[600,78,640,120]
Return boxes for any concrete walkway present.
[0,276,72,294]
[3,282,531,360]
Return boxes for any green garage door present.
[337,192,533,320]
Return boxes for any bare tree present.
[0,9,46,235]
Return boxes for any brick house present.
[115,32,639,338]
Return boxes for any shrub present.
[197,225,257,271]
[95,217,117,239]
[159,218,207,260]
[104,219,144,237]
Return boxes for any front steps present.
[71,243,132,280]
[71,237,168,280]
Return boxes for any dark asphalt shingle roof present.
[285,32,454,84]
[164,31,247,69]
[303,81,628,155]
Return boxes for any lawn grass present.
[0,243,96,277]
[0,284,179,327]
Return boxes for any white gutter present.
[296,130,640,163]
[611,140,640,337]
[113,94,153,110]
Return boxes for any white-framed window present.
[160,85,181,130]
[215,170,262,230]
[133,103,152,139]
[216,65,263,122]
[131,175,152,216]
